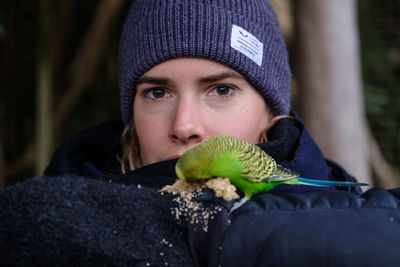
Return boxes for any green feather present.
[210,152,243,179]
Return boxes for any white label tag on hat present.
[230,24,263,66]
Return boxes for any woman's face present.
[134,58,273,166]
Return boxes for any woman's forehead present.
[146,58,236,72]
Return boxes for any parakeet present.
[175,135,367,203]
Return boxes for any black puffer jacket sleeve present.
[218,188,400,267]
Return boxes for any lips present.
[164,154,181,161]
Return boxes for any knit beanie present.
[119,0,291,124]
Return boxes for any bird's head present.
[175,163,186,181]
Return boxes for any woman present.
[1,0,399,266]
[117,0,292,172]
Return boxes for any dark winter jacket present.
[1,117,399,267]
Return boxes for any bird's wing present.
[261,165,299,182]
[237,145,276,182]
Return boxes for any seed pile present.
[160,178,239,232]
[205,177,240,202]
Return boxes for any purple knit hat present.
[119,0,291,124]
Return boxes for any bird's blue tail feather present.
[296,177,368,187]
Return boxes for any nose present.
[169,97,204,144]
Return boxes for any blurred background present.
[1,0,399,190]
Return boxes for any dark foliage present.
[359,0,400,170]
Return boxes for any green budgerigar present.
[175,135,367,206]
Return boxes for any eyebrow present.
[136,70,244,86]
[198,71,244,83]
[136,76,171,85]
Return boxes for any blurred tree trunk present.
[293,0,371,185]
[268,0,294,42]
[35,0,53,175]
[54,0,124,133]
[2,0,124,184]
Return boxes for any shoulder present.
[44,120,125,176]
[326,159,363,193]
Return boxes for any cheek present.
[135,116,158,139]
[134,109,169,141]
[134,98,164,135]
[133,104,169,163]
[213,104,270,143]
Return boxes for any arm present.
[0,175,194,266]
[219,188,400,266]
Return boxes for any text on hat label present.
[230,24,263,66]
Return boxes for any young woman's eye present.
[209,85,236,97]
[143,88,171,99]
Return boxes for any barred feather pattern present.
[231,138,278,182]
[178,135,299,182]
[188,136,280,182]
